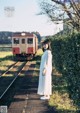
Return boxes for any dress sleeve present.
[45,50,52,70]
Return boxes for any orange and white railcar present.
[12,32,38,59]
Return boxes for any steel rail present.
[0,62,27,100]
[0,61,18,77]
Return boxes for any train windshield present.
[13,38,19,44]
[27,38,33,44]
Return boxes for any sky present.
[0,0,63,36]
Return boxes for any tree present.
[0,31,12,44]
[40,0,80,31]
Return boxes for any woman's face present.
[43,43,48,50]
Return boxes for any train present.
[12,32,38,60]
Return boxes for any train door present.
[27,38,34,54]
[20,38,26,54]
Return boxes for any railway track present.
[0,60,56,113]
[0,61,26,99]
[0,62,19,77]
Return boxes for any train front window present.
[13,38,19,44]
[22,39,25,44]
[27,38,33,44]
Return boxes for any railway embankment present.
[0,58,57,113]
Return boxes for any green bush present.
[51,33,80,108]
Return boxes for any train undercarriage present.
[13,53,35,61]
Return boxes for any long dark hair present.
[42,39,51,52]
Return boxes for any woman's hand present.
[42,68,46,76]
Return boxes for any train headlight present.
[21,33,26,36]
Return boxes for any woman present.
[37,39,52,100]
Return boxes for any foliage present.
[32,32,42,43]
[51,32,80,108]
[48,67,78,112]
[39,0,80,31]
[0,31,12,44]
[35,48,43,56]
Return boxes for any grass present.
[48,67,79,113]
[0,44,12,51]
[0,52,12,58]
[0,51,15,74]
[1,50,79,113]
[0,44,11,47]
[35,48,43,56]
[49,91,77,113]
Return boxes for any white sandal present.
[40,96,50,100]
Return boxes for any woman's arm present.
[42,51,52,75]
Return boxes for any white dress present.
[37,50,52,95]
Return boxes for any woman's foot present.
[40,95,50,100]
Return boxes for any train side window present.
[27,38,33,44]
[22,39,25,44]
[13,38,19,44]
